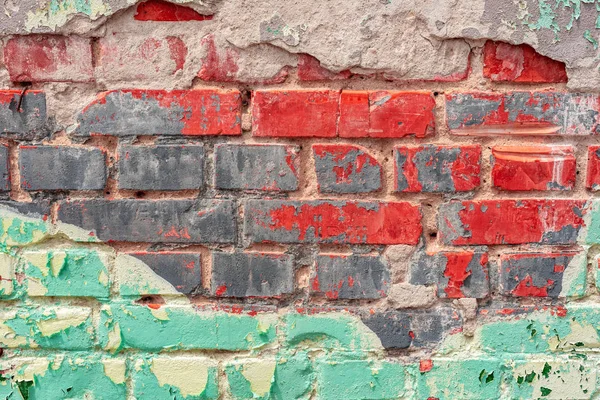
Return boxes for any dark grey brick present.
[214,144,298,191]
[118,145,204,191]
[0,200,51,219]
[20,146,106,191]
[57,199,237,243]
[0,91,47,139]
[211,252,293,297]
[129,252,201,295]
[312,255,389,299]
[0,145,9,192]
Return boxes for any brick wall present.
[0,1,598,399]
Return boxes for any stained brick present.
[446,92,600,136]
[128,252,201,295]
[244,200,422,245]
[211,252,293,297]
[3,35,93,82]
[492,145,575,191]
[96,34,188,82]
[57,199,236,243]
[251,90,339,137]
[297,54,352,81]
[0,90,47,138]
[586,145,600,190]
[338,91,435,138]
[0,145,9,192]
[500,252,586,298]
[134,0,213,21]
[410,251,489,299]
[311,254,390,299]
[74,89,241,137]
[438,200,586,245]
[394,145,481,192]
[20,146,106,191]
[313,144,381,193]
[214,144,298,191]
[118,145,204,190]
[483,41,568,83]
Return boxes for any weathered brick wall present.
[0,1,599,399]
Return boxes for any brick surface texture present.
[0,6,597,398]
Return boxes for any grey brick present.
[0,91,47,139]
[0,145,9,191]
[20,146,106,191]
[211,252,293,297]
[128,252,201,295]
[312,255,389,299]
[57,199,237,243]
[214,144,298,191]
[118,145,204,191]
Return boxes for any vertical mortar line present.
[8,140,29,202]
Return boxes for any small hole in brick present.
[105,191,111,195]
[136,295,165,306]
[433,92,439,97]
[577,171,580,175]
[429,232,437,238]
[135,191,145,198]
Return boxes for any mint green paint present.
[0,379,24,400]
[99,304,276,352]
[585,29,599,48]
[583,200,600,244]
[0,216,48,249]
[49,0,92,15]
[22,249,110,299]
[133,356,219,400]
[316,358,405,400]
[415,359,503,400]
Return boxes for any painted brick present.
[19,145,106,191]
[0,90,47,138]
[446,92,600,136]
[57,199,237,243]
[21,248,111,298]
[74,89,241,136]
[313,144,381,193]
[297,54,352,81]
[361,309,461,349]
[211,252,293,298]
[438,200,586,245]
[99,304,276,351]
[492,145,576,191]
[118,145,204,191]
[416,358,503,400]
[316,359,406,399]
[338,91,435,138]
[128,252,201,295]
[0,202,51,248]
[133,356,219,399]
[214,144,298,191]
[500,252,586,298]
[394,144,481,192]
[251,90,339,137]
[96,34,188,82]
[410,251,489,299]
[0,254,16,299]
[483,41,568,83]
[0,307,94,350]
[3,35,93,82]
[586,145,600,190]
[311,254,390,299]
[244,200,422,245]
[134,0,214,21]
[0,144,10,191]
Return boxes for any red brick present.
[245,200,422,245]
[586,146,600,190]
[439,200,587,246]
[3,35,93,83]
[297,54,352,81]
[339,91,435,138]
[492,145,575,191]
[394,145,480,193]
[483,41,567,83]
[446,92,600,136]
[252,90,339,137]
[74,89,241,136]
[96,34,187,82]
[134,0,213,21]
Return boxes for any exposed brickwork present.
[0,90,47,138]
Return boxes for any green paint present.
[21,248,110,299]
[316,358,405,400]
[0,213,48,249]
[415,359,503,400]
[585,29,599,48]
[99,304,276,352]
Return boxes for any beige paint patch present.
[512,361,596,399]
[104,322,122,351]
[14,358,50,381]
[114,254,183,296]
[36,308,90,337]
[559,251,587,298]
[0,253,14,295]
[103,359,126,385]
[548,320,600,350]
[150,307,170,321]
[241,361,276,397]
[151,357,209,398]
[50,252,67,277]
[22,252,49,277]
